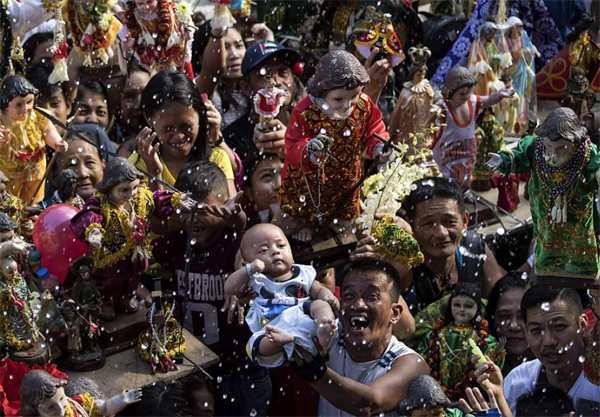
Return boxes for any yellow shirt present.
[128,146,234,186]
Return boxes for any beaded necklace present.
[534,137,590,224]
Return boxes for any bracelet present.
[289,352,329,382]
[245,263,254,278]
[210,27,229,39]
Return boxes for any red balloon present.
[32,204,87,284]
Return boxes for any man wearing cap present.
[223,40,302,161]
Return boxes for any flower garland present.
[125,0,173,51]
[43,0,70,83]
[64,0,121,67]
[427,318,491,399]
[0,273,41,351]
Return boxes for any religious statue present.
[0,238,46,364]
[498,17,539,126]
[253,74,288,130]
[398,375,457,417]
[278,50,392,241]
[486,107,600,282]
[389,46,438,161]
[562,67,596,120]
[120,0,196,76]
[353,13,405,67]
[51,169,85,209]
[19,370,142,417]
[494,74,521,136]
[36,290,68,358]
[472,107,505,191]
[418,284,505,401]
[0,76,68,204]
[467,21,505,96]
[61,257,105,372]
[0,169,27,232]
[70,157,196,319]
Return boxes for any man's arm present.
[482,243,506,297]
[312,354,429,416]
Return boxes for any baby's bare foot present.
[265,325,294,346]
[317,317,337,348]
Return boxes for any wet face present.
[5,94,35,122]
[185,191,228,247]
[411,407,445,417]
[495,288,529,355]
[411,198,468,261]
[248,57,295,106]
[134,0,157,15]
[37,386,69,417]
[55,140,105,200]
[75,90,109,130]
[323,87,363,119]
[108,179,140,207]
[543,137,574,165]
[525,299,587,375]
[38,88,71,126]
[242,224,294,278]
[0,229,14,243]
[149,104,200,162]
[449,86,473,108]
[120,71,150,132]
[340,269,401,360]
[245,157,283,212]
[451,294,478,326]
[223,28,246,80]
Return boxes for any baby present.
[225,224,338,368]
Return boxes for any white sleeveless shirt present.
[431,94,481,189]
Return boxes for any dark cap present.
[241,41,300,77]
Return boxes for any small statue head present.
[56,169,80,201]
[446,283,482,326]
[0,169,8,200]
[71,256,93,280]
[442,66,477,104]
[0,76,39,122]
[1,257,18,281]
[307,51,370,119]
[97,157,144,206]
[0,212,17,243]
[479,21,499,42]
[398,375,451,416]
[536,107,588,164]
[20,370,69,417]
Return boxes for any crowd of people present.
[0,0,598,416]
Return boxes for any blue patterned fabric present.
[432,0,564,86]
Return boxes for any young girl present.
[278,50,392,240]
[131,72,236,197]
[70,157,195,319]
[418,283,505,401]
[0,76,69,204]
[224,223,338,368]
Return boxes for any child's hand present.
[136,127,162,177]
[249,259,265,275]
[55,140,69,153]
[178,192,197,212]
[88,228,103,248]
[121,32,135,53]
[204,99,222,144]
[205,190,245,229]
[485,152,504,172]
[323,294,340,312]
[0,126,10,149]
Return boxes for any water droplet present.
[541,302,551,311]
[343,129,351,137]
[579,355,585,363]
[250,409,257,417]
[299,195,306,203]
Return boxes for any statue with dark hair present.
[398,375,451,415]
[487,107,600,283]
[562,67,596,119]
[279,50,392,241]
[20,369,142,416]
[417,283,505,401]
[70,157,196,318]
[52,169,84,209]
[0,75,38,110]
[0,210,17,234]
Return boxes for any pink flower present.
[82,33,92,46]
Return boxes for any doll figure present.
[0,76,68,204]
[278,50,392,240]
[498,17,539,126]
[353,13,405,67]
[0,169,27,231]
[389,46,437,157]
[493,74,521,136]
[253,74,288,130]
[120,0,196,76]
[471,107,505,191]
[70,157,195,319]
[418,284,505,401]
[486,108,600,281]
[431,66,514,190]
[398,375,461,417]
[467,22,506,96]
[19,370,142,417]
[37,290,68,356]
[562,67,596,119]
[52,169,85,209]
[224,224,339,368]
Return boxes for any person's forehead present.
[415,197,462,218]
[342,269,389,291]
[526,300,575,324]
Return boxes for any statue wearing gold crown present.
[353,13,405,67]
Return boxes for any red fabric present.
[491,174,520,212]
[283,95,387,173]
[0,359,69,416]
[184,61,194,80]
[257,95,280,113]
